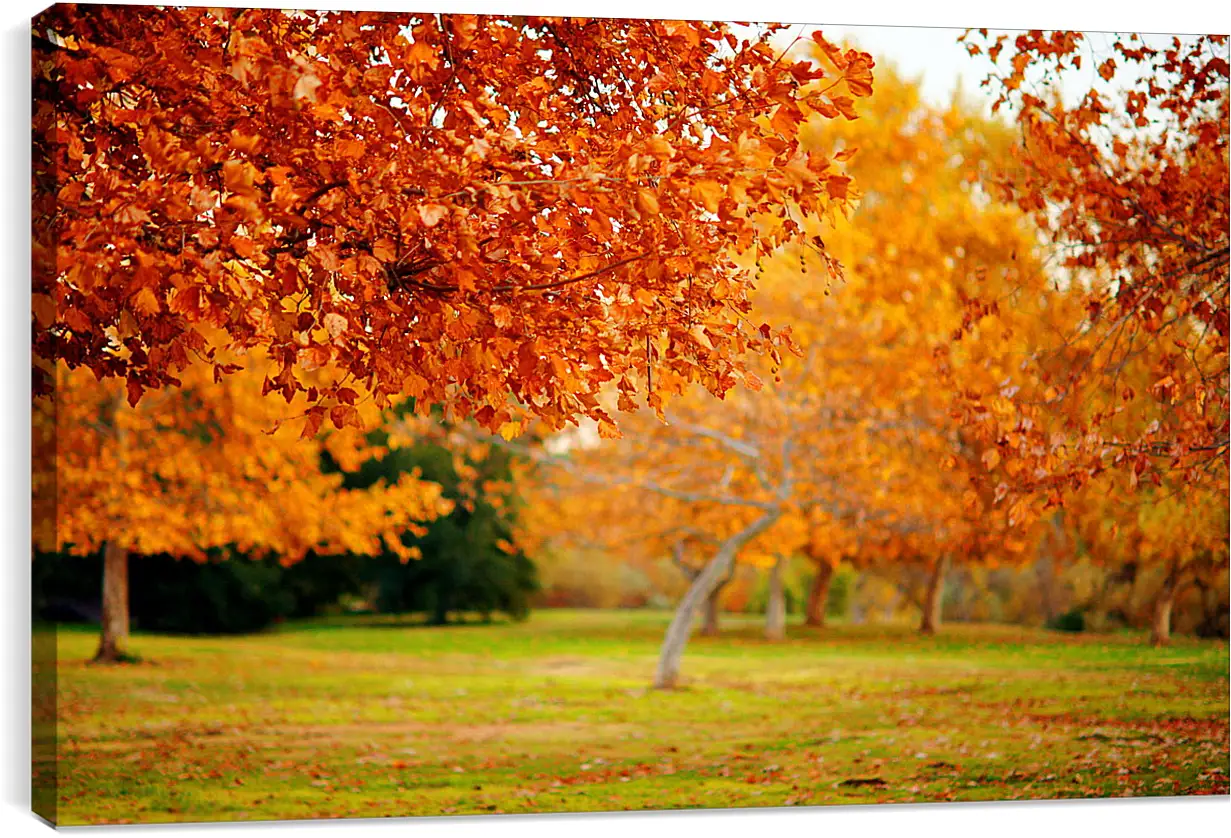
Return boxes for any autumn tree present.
[958,30,1228,501]
[516,412,782,651]
[669,534,734,637]
[798,511,861,628]
[32,349,448,662]
[1062,473,1229,645]
[526,450,802,640]
[797,523,925,630]
[517,309,962,683]
[521,53,1089,682]
[752,54,1069,636]
[1134,487,1229,646]
[944,31,1229,643]
[33,6,872,440]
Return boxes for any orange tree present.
[542,487,744,634]
[798,510,866,628]
[32,348,448,662]
[516,298,947,681]
[516,426,806,637]
[957,30,1228,500]
[519,55,1090,684]
[33,7,873,438]
[1062,469,1229,645]
[534,398,837,687]
[790,504,944,630]
[1126,486,1228,646]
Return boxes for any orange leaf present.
[301,408,326,440]
[635,188,660,215]
[418,203,449,227]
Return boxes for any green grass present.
[39,610,1229,825]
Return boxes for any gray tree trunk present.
[654,511,779,689]
[672,542,728,637]
[94,541,130,663]
[1038,511,1066,623]
[804,561,835,627]
[700,576,730,637]
[919,554,950,636]
[765,556,786,641]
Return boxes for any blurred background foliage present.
[36,517,1227,639]
[33,371,1227,641]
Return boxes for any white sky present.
[816,25,990,108]
[774,23,1218,129]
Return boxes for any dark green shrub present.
[340,425,539,625]
[1046,608,1086,633]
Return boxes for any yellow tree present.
[524,455,768,634]
[33,348,448,662]
[1131,487,1229,645]
[745,52,1069,635]
[517,298,961,681]
[798,509,861,628]
[1063,469,1229,645]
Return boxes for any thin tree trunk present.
[93,541,130,663]
[1036,555,1057,624]
[804,561,835,627]
[94,390,133,664]
[919,554,950,636]
[671,541,727,637]
[765,556,786,641]
[1150,563,1180,647]
[654,512,779,689]
[1039,511,1066,624]
[700,574,730,637]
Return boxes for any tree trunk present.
[672,541,727,637]
[654,512,779,689]
[93,541,130,663]
[1150,563,1180,647]
[765,556,786,641]
[1039,511,1066,624]
[804,562,835,627]
[700,577,728,637]
[919,554,949,636]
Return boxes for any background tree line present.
[35,407,539,634]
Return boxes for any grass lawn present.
[38,610,1229,824]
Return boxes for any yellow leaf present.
[691,180,723,214]
[645,135,676,161]
[635,187,660,215]
[130,287,161,315]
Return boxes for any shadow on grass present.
[275,614,519,633]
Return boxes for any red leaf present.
[126,378,144,407]
[301,408,326,440]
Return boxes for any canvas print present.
[31,3,1229,826]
